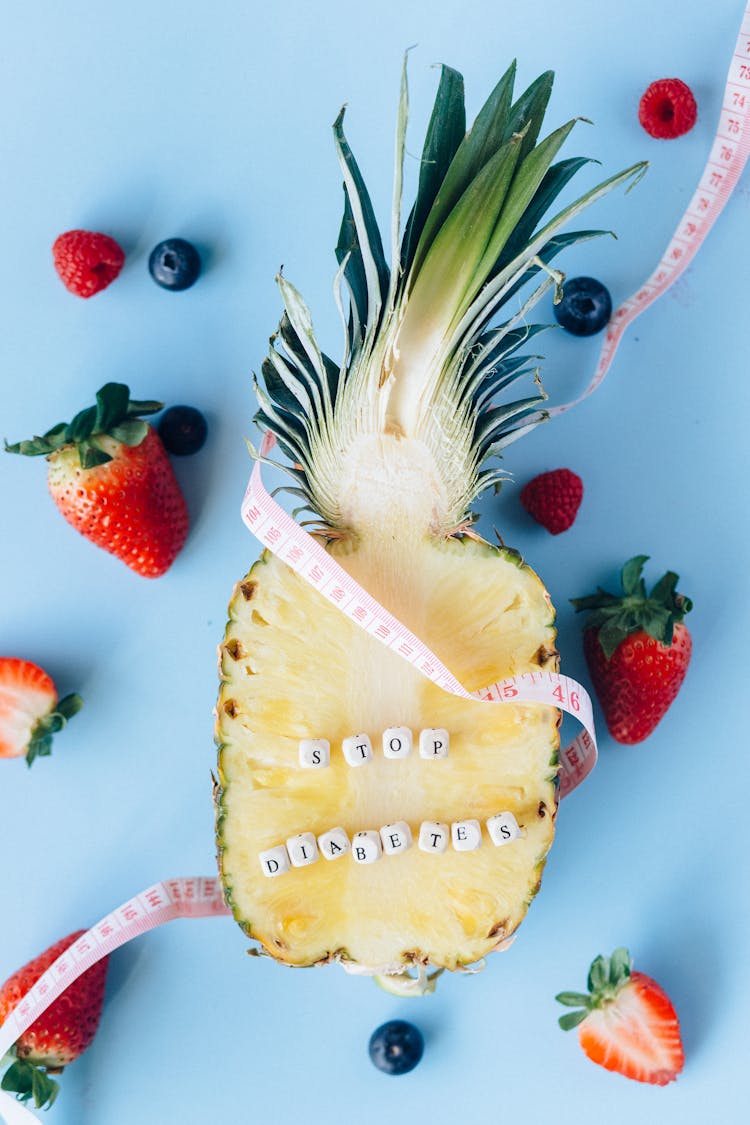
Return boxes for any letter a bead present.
[343,733,374,767]
[382,726,412,759]
[286,832,320,867]
[259,844,291,877]
[318,827,351,861]
[451,819,482,851]
[419,728,449,759]
[299,738,330,769]
[486,812,521,847]
[352,830,382,864]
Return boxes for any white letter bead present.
[418,821,449,854]
[352,830,382,864]
[487,812,521,847]
[298,738,330,769]
[380,821,413,855]
[342,733,374,767]
[259,844,290,878]
[419,728,450,759]
[286,832,319,867]
[382,726,412,759]
[318,827,351,861]
[451,819,482,851]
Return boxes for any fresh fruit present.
[572,555,692,744]
[5,382,189,578]
[520,468,583,534]
[556,948,684,1086]
[0,658,82,766]
[0,931,109,1109]
[368,1020,424,1075]
[638,78,697,139]
[553,276,611,335]
[148,238,201,290]
[52,230,125,298]
[216,62,645,976]
[158,405,208,456]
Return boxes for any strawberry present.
[0,931,109,1109]
[0,657,82,766]
[6,383,189,577]
[519,468,583,534]
[52,230,125,298]
[571,555,692,744]
[556,947,684,1086]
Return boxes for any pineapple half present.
[216,62,644,978]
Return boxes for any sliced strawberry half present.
[556,948,684,1085]
[0,658,82,765]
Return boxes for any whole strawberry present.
[0,931,109,1109]
[556,948,684,1085]
[0,657,82,766]
[520,468,583,534]
[571,555,692,743]
[52,230,125,298]
[6,383,189,577]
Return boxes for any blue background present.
[1,0,748,1121]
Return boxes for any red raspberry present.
[638,78,697,139]
[520,468,583,535]
[52,229,125,298]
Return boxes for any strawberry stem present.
[4,383,164,468]
[571,555,692,660]
[1,1056,61,1109]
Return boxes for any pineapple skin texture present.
[215,535,560,973]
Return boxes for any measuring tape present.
[549,6,750,417]
[242,440,598,797]
[0,879,229,1125]
[2,11,749,1124]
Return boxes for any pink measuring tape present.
[2,11,749,1122]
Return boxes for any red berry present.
[519,469,583,534]
[0,931,109,1108]
[638,78,697,139]
[572,556,693,744]
[52,230,125,298]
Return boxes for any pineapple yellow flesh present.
[216,529,559,971]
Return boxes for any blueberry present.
[553,276,612,336]
[158,406,208,456]
[368,1019,424,1075]
[148,238,201,291]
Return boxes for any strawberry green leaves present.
[5,383,163,469]
[556,947,633,1029]
[572,556,693,660]
[26,692,83,767]
[1,1056,60,1110]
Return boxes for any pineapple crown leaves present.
[26,692,83,767]
[571,555,693,660]
[256,59,647,525]
[556,948,633,1030]
[1,1054,60,1110]
[5,383,163,470]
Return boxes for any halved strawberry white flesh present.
[557,948,684,1085]
[0,658,82,765]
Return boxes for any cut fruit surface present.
[217,534,559,971]
[216,60,643,977]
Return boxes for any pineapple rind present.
[215,536,559,972]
